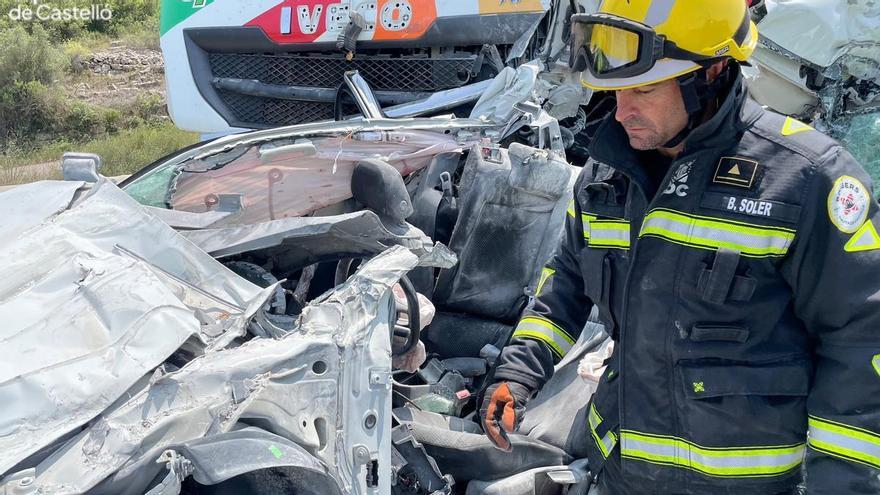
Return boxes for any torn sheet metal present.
[143,206,231,230]
[470,60,587,142]
[742,55,818,117]
[0,179,272,479]
[760,0,880,77]
[747,0,880,185]
[470,63,542,124]
[383,81,493,119]
[3,246,416,495]
[507,14,548,62]
[747,0,880,119]
[146,428,341,494]
[181,210,456,272]
[0,180,85,242]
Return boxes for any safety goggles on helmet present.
[570,13,714,80]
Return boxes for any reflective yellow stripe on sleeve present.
[588,219,631,249]
[639,208,795,258]
[567,199,576,218]
[536,267,555,296]
[511,316,575,360]
[620,430,805,478]
[808,415,880,469]
[581,213,597,240]
[589,403,618,458]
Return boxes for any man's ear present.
[705,60,730,82]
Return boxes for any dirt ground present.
[72,41,165,108]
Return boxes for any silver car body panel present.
[0,179,276,478]
[11,245,414,494]
[0,178,439,494]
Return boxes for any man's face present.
[614,78,689,150]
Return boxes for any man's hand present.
[479,381,532,452]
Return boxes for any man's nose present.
[614,90,637,123]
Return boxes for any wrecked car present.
[4,1,879,493]
[0,178,425,495]
[0,54,599,493]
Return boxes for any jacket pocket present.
[674,360,811,477]
[689,325,750,343]
[579,248,617,336]
[696,248,757,304]
[678,361,810,399]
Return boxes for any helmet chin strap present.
[661,63,733,149]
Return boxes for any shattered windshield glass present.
[748,0,880,190]
[839,113,880,191]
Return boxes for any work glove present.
[479,381,532,452]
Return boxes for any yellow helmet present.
[571,0,758,91]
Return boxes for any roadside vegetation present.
[0,0,198,185]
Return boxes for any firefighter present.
[479,0,880,493]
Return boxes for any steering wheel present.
[334,258,421,356]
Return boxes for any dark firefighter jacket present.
[493,72,880,494]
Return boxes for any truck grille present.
[208,53,476,127]
[216,90,336,126]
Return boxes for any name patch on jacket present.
[713,157,759,188]
[701,192,802,224]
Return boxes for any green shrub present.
[61,39,92,74]
[99,0,159,37]
[87,122,197,177]
[0,0,166,160]
[119,17,160,50]
[0,80,138,151]
[0,24,64,87]
[103,108,123,133]
[0,0,88,41]
[64,101,104,141]
[0,0,159,41]
[132,93,166,122]
[0,81,66,147]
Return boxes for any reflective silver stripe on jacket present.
[511,316,575,359]
[589,403,618,458]
[588,219,631,249]
[621,430,805,477]
[639,208,795,258]
[808,415,880,469]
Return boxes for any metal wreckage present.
[1,1,878,494]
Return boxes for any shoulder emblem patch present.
[844,220,880,252]
[781,116,814,136]
[828,175,870,233]
[713,157,759,188]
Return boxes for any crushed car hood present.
[0,179,430,494]
[0,179,275,478]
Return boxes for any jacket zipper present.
[612,151,702,482]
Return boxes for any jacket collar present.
[587,70,754,189]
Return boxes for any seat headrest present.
[507,143,572,200]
